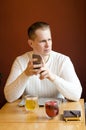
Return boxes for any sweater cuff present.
[23,71,30,79]
[51,74,57,82]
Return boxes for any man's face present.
[29,28,52,56]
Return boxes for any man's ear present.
[28,39,33,48]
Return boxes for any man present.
[4,21,82,103]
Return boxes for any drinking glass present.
[45,100,60,119]
[25,95,38,112]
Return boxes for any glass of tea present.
[25,95,38,112]
[45,100,60,119]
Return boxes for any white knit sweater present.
[4,51,82,102]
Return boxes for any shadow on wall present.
[0,87,6,109]
[0,73,7,108]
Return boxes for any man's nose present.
[45,41,49,47]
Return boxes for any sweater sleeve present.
[52,57,82,101]
[4,58,30,102]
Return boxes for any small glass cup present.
[25,95,38,112]
[45,100,60,119]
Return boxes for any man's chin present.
[43,51,51,56]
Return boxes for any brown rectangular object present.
[63,110,81,121]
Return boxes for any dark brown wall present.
[0,0,86,107]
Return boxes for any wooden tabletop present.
[0,99,85,130]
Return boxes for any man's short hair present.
[27,21,50,40]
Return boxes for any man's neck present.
[42,55,50,63]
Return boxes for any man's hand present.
[39,67,56,82]
[24,59,56,82]
[24,60,43,76]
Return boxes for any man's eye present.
[40,40,46,43]
[48,39,52,41]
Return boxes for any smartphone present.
[32,54,42,65]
